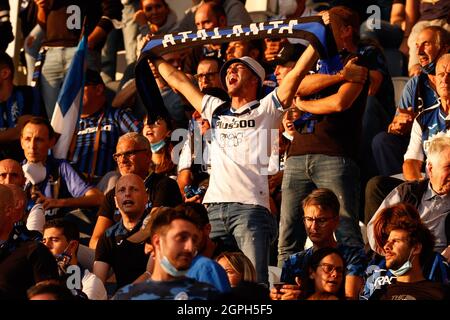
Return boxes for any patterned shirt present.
[404,102,449,162]
[0,86,36,128]
[71,106,142,178]
[113,277,220,300]
[280,245,367,284]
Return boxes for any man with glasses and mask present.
[89,132,182,249]
[272,188,366,300]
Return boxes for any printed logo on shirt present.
[77,125,112,135]
[218,132,244,148]
[216,119,256,129]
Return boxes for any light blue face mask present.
[150,140,166,153]
[159,241,188,278]
[389,249,414,277]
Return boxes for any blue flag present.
[51,35,87,159]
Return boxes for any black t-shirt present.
[0,241,59,300]
[95,221,148,291]
[98,172,183,223]
[380,280,446,300]
[288,49,370,161]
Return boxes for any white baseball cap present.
[220,56,266,88]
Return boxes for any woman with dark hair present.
[302,247,346,300]
[143,116,177,180]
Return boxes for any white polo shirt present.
[201,89,282,210]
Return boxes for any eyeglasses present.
[319,263,344,275]
[113,149,147,162]
[194,71,219,81]
[303,216,336,227]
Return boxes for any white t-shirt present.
[82,269,107,300]
[201,90,282,210]
[177,134,211,174]
[26,203,45,234]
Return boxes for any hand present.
[341,57,368,83]
[33,190,61,210]
[387,107,415,135]
[318,10,330,25]
[184,194,202,203]
[442,246,450,263]
[34,0,48,9]
[269,283,302,300]
[26,36,35,48]
[133,10,148,26]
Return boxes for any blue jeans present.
[41,47,100,118]
[24,24,44,85]
[277,154,364,267]
[207,203,278,285]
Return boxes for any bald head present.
[195,2,226,30]
[0,159,26,187]
[114,174,148,218]
[436,53,450,99]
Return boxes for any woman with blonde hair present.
[216,251,256,287]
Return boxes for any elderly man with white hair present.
[367,134,450,261]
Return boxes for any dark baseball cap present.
[271,43,307,66]
[84,69,104,86]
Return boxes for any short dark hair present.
[21,116,56,139]
[306,247,346,299]
[175,203,209,227]
[27,280,76,300]
[204,1,226,21]
[149,207,202,241]
[329,6,360,44]
[43,218,80,243]
[302,188,340,216]
[0,52,14,78]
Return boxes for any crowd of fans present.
[0,0,449,301]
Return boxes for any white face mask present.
[279,0,298,17]
[22,162,47,185]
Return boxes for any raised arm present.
[295,81,365,114]
[151,58,204,113]
[276,45,318,108]
[297,57,368,97]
